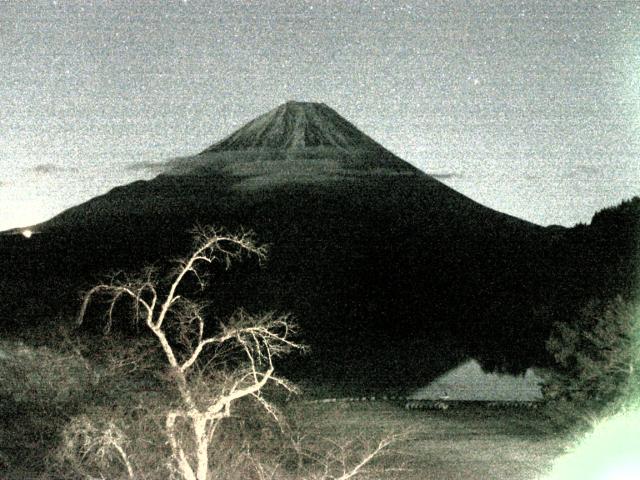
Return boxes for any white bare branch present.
[74,227,300,480]
[334,435,395,480]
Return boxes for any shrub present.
[540,295,640,430]
[0,337,95,476]
[0,339,93,407]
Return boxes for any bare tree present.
[77,227,303,480]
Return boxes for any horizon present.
[1,1,639,230]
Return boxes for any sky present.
[0,0,639,231]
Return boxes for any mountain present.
[203,101,394,153]
[1,102,636,393]
[167,101,418,185]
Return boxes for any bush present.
[0,338,96,476]
[540,295,640,430]
[0,339,93,407]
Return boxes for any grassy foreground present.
[0,392,570,479]
[286,400,568,480]
[0,333,570,479]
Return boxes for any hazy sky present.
[1,0,638,230]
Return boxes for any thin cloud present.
[574,164,600,175]
[558,165,600,180]
[125,161,168,173]
[429,172,463,180]
[32,163,78,175]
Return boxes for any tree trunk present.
[194,417,209,480]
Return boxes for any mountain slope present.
[202,101,388,153]
[167,101,419,185]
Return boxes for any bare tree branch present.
[74,227,300,480]
[333,435,395,480]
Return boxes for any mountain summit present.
[202,101,387,153]
[171,101,418,180]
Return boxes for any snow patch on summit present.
[202,101,389,153]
